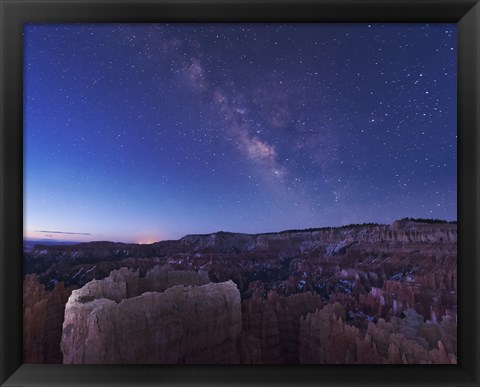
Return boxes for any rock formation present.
[23,274,74,363]
[242,290,323,363]
[25,220,457,270]
[61,266,244,364]
[298,303,457,364]
[24,219,457,364]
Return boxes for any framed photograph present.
[1,0,479,386]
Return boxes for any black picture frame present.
[1,0,479,386]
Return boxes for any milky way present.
[24,23,457,242]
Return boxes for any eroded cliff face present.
[26,220,456,270]
[23,274,74,363]
[242,290,323,363]
[298,303,456,364]
[60,266,244,364]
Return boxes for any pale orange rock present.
[242,291,323,363]
[61,265,242,364]
[298,304,456,364]
[23,274,74,363]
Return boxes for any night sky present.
[24,23,457,243]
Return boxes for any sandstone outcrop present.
[242,290,323,363]
[61,266,243,364]
[298,303,457,364]
[23,274,74,363]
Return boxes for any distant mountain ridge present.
[27,219,456,264]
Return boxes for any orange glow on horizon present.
[135,236,162,245]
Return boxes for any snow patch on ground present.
[325,240,349,256]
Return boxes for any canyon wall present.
[298,303,456,364]
[27,220,456,264]
[242,290,323,363]
[60,266,244,364]
[23,274,74,363]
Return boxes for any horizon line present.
[25,217,457,246]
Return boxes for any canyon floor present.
[23,219,457,364]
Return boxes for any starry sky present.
[24,23,457,243]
